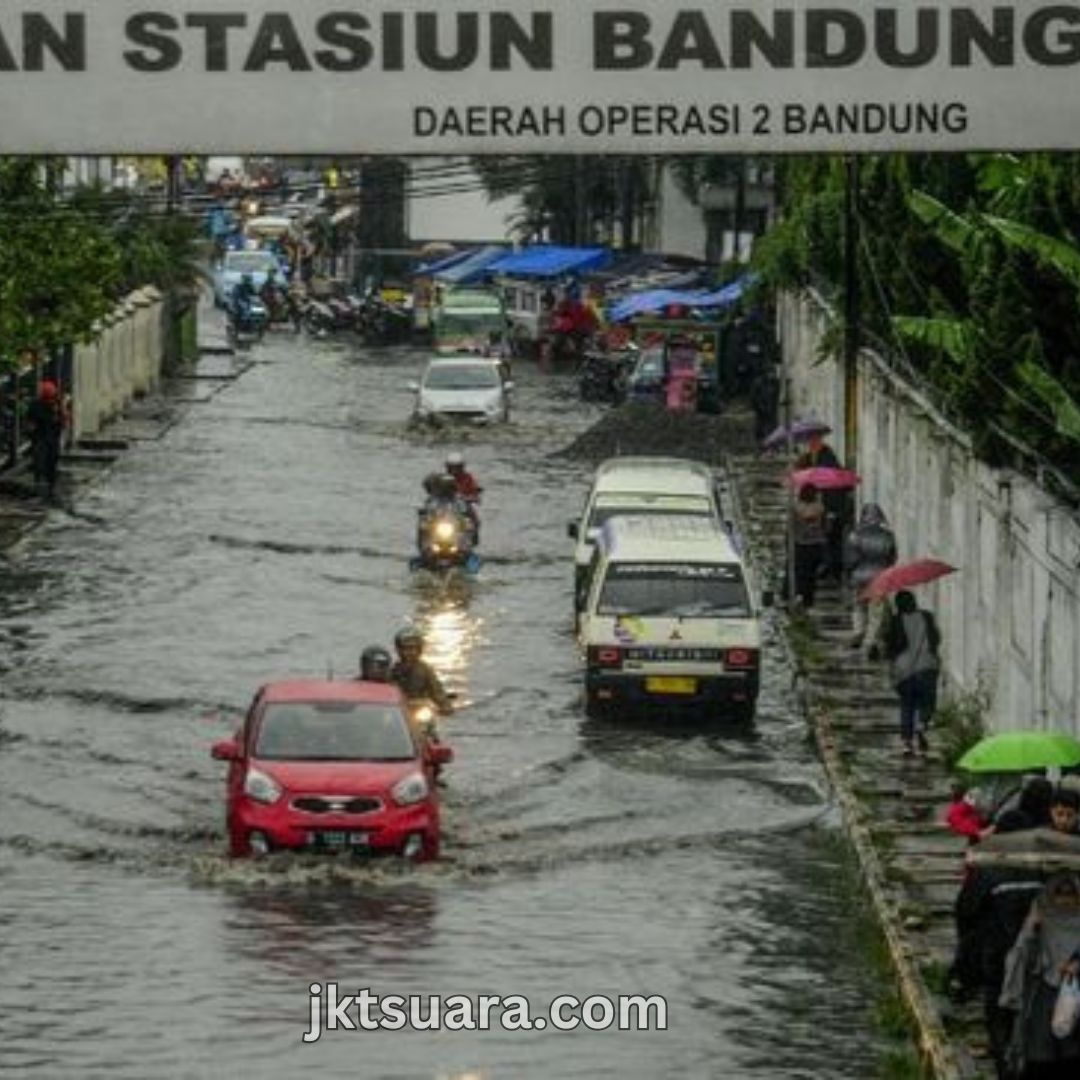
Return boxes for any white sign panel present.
[1,1,1080,152]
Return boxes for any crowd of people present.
[783,431,940,758]
[778,429,1080,1077]
[946,779,1080,1078]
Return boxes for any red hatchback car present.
[210,680,452,860]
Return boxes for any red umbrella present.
[789,467,860,491]
[860,558,957,601]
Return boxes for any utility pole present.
[843,156,861,470]
[733,158,747,264]
[166,155,181,214]
[574,156,586,245]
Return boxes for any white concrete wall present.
[779,291,1080,738]
[71,288,164,440]
[654,169,707,260]
[407,158,521,243]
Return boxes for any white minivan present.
[568,457,726,616]
[578,515,768,722]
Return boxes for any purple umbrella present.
[761,418,833,451]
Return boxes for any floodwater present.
[0,312,884,1078]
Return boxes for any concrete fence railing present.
[71,287,164,440]
[779,290,1080,737]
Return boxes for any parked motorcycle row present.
[226,285,415,348]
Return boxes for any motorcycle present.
[411,504,480,574]
[262,288,301,331]
[578,349,632,403]
[358,294,413,345]
[404,698,451,779]
[227,297,268,346]
[303,298,338,336]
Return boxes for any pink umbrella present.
[860,558,957,601]
[789,467,860,491]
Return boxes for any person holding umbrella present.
[796,432,847,581]
[844,503,898,658]
[883,589,942,757]
[789,482,827,611]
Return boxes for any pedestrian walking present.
[789,482,827,611]
[999,872,1080,1079]
[749,362,780,443]
[797,432,847,580]
[26,380,66,499]
[844,502,898,658]
[884,589,941,757]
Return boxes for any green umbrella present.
[958,730,1080,773]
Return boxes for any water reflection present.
[412,589,483,706]
[221,882,440,979]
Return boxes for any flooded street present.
[1,317,883,1078]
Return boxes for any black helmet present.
[359,645,392,681]
[394,627,423,653]
[423,472,443,495]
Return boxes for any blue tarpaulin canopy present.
[608,275,756,323]
[487,245,611,279]
[434,245,508,285]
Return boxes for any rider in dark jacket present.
[390,628,452,714]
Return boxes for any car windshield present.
[225,252,278,273]
[587,496,711,531]
[424,364,499,389]
[597,562,751,618]
[253,701,415,761]
[439,313,504,336]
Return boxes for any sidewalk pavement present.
[1,293,246,553]
[729,449,989,1079]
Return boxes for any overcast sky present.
[408,159,523,243]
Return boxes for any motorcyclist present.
[445,452,481,502]
[418,473,475,554]
[357,645,393,682]
[230,273,258,319]
[260,270,283,313]
[391,628,452,714]
[445,452,481,542]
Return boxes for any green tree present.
[0,161,121,372]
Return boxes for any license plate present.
[646,676,698,694]
[309,831,369,848]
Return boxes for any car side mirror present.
[567,521,579,539]
[211,738,242,761]
[761,590,775,609]
[428,744,454,766]
[407,381,419,392]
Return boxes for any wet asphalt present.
[0,315,883,1078]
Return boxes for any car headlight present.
[392,772,429,806]
[244,768,283,805]
[433,520,456,541]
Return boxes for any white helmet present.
[445,452,464,468]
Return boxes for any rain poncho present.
[1000,874,1080,1073]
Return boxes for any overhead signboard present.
[2,1,1080,153]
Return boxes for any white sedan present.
[409,358,513,424]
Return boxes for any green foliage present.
[755,152,1080,480]
[936,676,992,772]
[0,162,204,373]
[0,161,121,368]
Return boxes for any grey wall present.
[779,291,1080,737]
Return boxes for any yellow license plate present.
[646,676,697,695]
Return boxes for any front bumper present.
[231,798,438,857]
[585,670,759,713]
